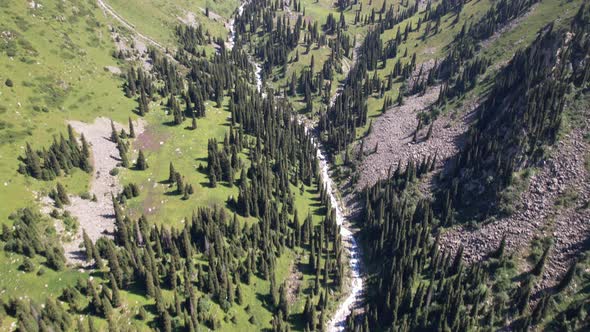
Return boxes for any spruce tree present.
[531,247,550,276]
[109,273,121,308]
[128,118,135,138]
[82,230,94,263]
[136,150,148,170]
[56,182,70,205]
[191,113,197,130]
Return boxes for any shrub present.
[49,209,60,219]
[20,258,35,272]
[5,79,13,87]
[62,215,78,233]
[137,306,148,320]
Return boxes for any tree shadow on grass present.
[162,120,180,127]
[199,181,212,188]
[255,292,275,313]
[289,312,307,331]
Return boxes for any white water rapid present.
[226,3,263,92]
[317,146,363,332]
[227,4,362,331]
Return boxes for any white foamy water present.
[317,144,363,332]
[226,2,262,92]
[228,3,362,330]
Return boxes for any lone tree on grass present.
[136,150,148,170]
[128,118,135,138]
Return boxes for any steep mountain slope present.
[0,0,346,331]
[344,3,590,331]
[0,0,589,331]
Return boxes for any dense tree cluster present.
[319,2,421,155]
[348,148,586,331]
[74,181,343,331]
[18,125,91,180]
[5,5,349,328]
[49,182,70,208]
[175,24,207,55]
[437,6,590,223]
[1,208,66,271]
[97,3,345,327]
[167,163,195,199]
[124,67,155,116]
[318,30,376,154]
[3,297,72,332]
[205,133,244,188]
[116,182,140,204]
[413,0,540,101]
[231,0,305,77]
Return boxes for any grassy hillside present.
[106,0,238,47]
[0,0,135,221]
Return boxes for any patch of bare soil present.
[135,125,168,152]
[110,27,153,71]
[178,11,198,26]
[439,128,590,291]
[49,117,145,265]
[285,259,303,304]
[407,59,436,91]
[104,65,122,74]
[357,86,476,189]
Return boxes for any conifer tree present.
[555,261,577,292]
[191,113,197,130]
[531,247,550,276]
[136,150,148,170]
[109,273,121,308]
[56,182,70,205]
[128,118,135,138]
[236,282,244,305]
[82,230,94,263]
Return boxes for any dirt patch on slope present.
[104,65,122,74]
[407,59,436,91]
[50,117,145,265]
[285,259,303,304]
[357,86,476,189]
[178,11,198,26]
[135,125,168,152]
[110,27,153,71]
